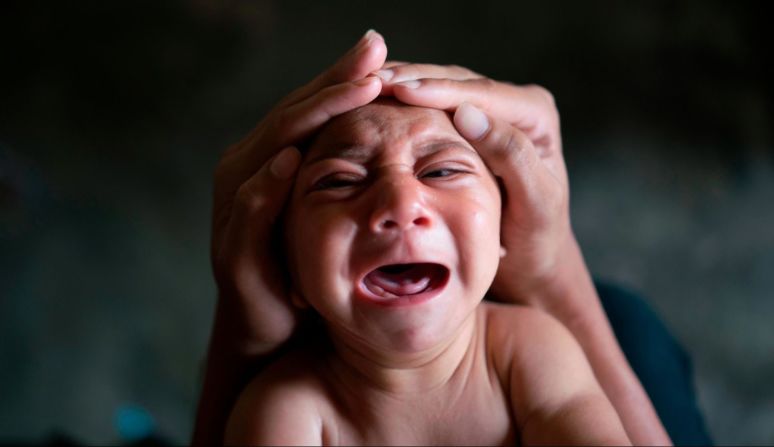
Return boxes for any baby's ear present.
[290,288,310,310]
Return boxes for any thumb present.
[453,103,544,202]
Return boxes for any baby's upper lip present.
[356,235,452,280]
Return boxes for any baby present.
[225,99,630,445]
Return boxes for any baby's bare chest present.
[320,373,515,446]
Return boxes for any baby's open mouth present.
[363,263,449,299]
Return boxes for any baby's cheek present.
[448,204,498,284]
[300,217,357,287]
[470,199,501,237]
[468,205,502,271]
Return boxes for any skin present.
[378,64,670,445]
[194,31,386,446]
[225,101,630,446]
[196,30,670,446]
[284,99,502,359]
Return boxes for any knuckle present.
[502,131,521,155]
[314,89,338,119]
[446,63,465,74]
[235,180,269,214]
[448,64,476,77]
[272,108,295,138]
[477,77,498,93]
[495,128,529,162]
[528,84,557,108]
[434,77,453,88]
[500,79,517,88]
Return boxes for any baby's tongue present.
[364,264,433,297]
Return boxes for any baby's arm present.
[225,365,323,446]
[500,306,631,445]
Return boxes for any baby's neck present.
[325,310,481,395]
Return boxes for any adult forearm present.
[523,237,672,446]
[192,305,249,446]
[192,353,241,446]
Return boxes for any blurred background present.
[1,0,772,444]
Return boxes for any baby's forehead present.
[307,100,460,156]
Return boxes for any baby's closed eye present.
[420,167,469,179]
[313,172,365,190]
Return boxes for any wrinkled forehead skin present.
[304,98,467,159]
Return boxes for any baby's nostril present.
[413,216,430,226]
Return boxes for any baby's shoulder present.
[479,301,578,367]
[246,346,330,403]
[225,347,330,443]
[480,301,564,340]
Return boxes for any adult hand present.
[378,64,672,445]
[194,30,386,447]
[209,30,386,355]
[378,64,569,305]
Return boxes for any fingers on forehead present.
[325,36,388,83]
[265,77,381,151]
[387,63,481,83]
[392,78,487,110]
[281,35,387,108]
[395,79,548,122]
[382,60,409,69]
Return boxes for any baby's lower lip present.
[358,263,449,307]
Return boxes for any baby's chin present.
[329,296,483,362]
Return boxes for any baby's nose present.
[368,176,433,233]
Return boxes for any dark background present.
[1,0,772,444]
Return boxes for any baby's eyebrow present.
[304,138,477,166]
[305,144,373,165]
[417,140,477,157]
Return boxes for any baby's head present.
[284,99,501,353]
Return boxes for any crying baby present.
[225,99,629,446]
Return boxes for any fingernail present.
[454,103,490,141]
[396,80,420,89]
[353,76,377,87]
[270,147,301,179]
[364,29,379,41]
[376,69,394,82]
[356,29,380,51]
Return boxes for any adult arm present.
[193,30,387,446]
[382,66,671,445]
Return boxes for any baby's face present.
[285,99,501,353]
